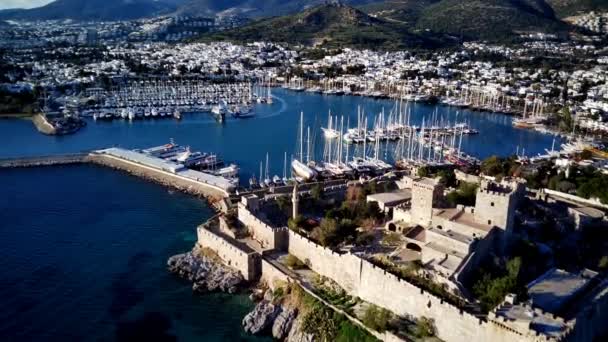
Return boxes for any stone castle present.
[196,177,608,342]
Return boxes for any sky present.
[0,0,54,10]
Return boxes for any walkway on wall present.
[262,253,404,341]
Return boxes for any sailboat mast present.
[299,111,304,160]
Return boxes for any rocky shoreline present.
[167,248,314,341]
[167,250,243,293]
[243,289,313,342]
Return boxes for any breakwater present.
[0,153,89,168]
[0,151,231,201]
[88,152,230,200]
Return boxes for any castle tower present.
[411,178,444,227]
[474,180,524,232]
[292,183,299,220]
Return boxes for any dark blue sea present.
[0,165,270,342]
[0,90,560,341]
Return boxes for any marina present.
[78,80,272,123]
[1,88,564,186]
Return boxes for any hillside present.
[207,3,436,50]
[415,0,567,39]
[363,0,571,40]
[546,0,608,17]
[0,0,176,21]
[359,0,439,27]
[174,0,382,18]
[0,0,382,21]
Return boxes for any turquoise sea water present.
[0,89,560,341]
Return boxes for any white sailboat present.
[291,112,317,181]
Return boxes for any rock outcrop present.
[286,315,314,342]
[242,299,281,334]
[243,289,304,340]
[167,252,243,293]
[272,306,298,340]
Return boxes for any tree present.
[276,195,291,212]
[288,215,305,232]
[472,257,522,312]
[417,166,430,177]
[313,218,339,247]
[446,182,478,206]
[311,184,324,201]
[599,256,608,271]
[438,169,457,187]
[481,155,503,176]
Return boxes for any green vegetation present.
[599,256,608,271]
[288,215,305,232]
[480,155,519,179]
[446,182,479,207]
[381,232,403,246]
[416,0,566,40]
[297,183,385,247]
[312,276,359,314]
[527,162,608,204]
[0,89,38,115]
[472,257,523,312]
[417,166,430,177]
[415,317,436,338]
[312,217,358,247]
[280,282,378,342]
[276,195,291,212]
[203,3,437,50]
[285,254,307,270]
[362,304,392,333]
[301,303,378,342]
[356,231,376,246]
[311,183,324,201]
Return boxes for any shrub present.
[356,231,375,246]
[415,317,436,338]
[362,305,391,332]
[285,254,306,270]
[382,232,402,246]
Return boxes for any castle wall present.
[197,226,259,281]
[285,230,535,342]
[287,231,361,293]
[238,203,288,251]
[260,258,291,290]
[562,279,608,342]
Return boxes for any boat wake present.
[255,95,288,119]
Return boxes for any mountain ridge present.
[204,3,439,50]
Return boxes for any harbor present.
[81,80,272,123]
[1,88,565,180]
